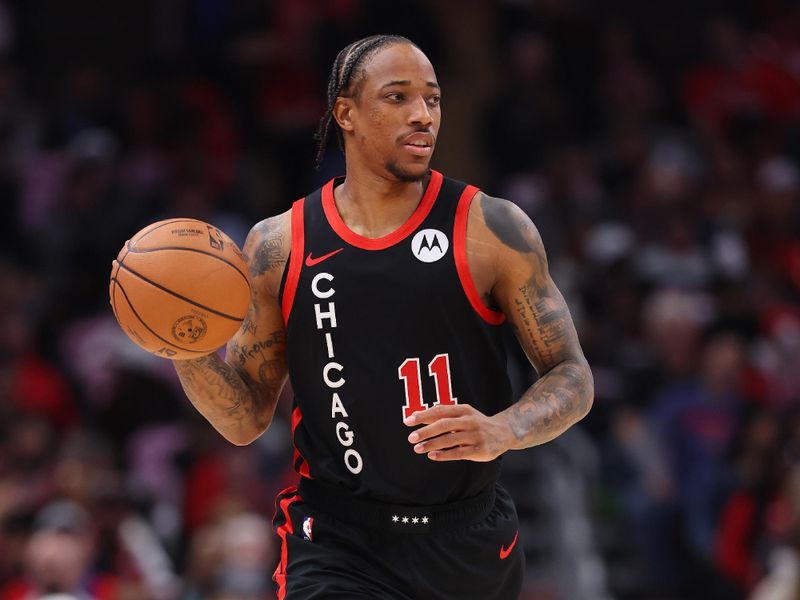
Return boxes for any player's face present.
[350,44,441,182]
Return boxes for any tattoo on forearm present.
[174,349,283,439]
[505,361,592,446]
[480,195,593,447]
[506,278,590,446]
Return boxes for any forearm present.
[498,358,594,450]
[173,353,276,445]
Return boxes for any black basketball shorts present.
[271,478,524,599]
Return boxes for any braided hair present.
[313,34,416,169]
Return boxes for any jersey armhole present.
[454,186,506,326]
[280,198,305,325]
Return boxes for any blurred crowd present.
[0,1,798,599]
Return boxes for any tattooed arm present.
[406,193,593,461]
[172,210,292,445]
[482,194,593,448]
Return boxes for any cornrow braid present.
[313,34,416,169]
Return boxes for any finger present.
[427,446,476,461]
[413,431,475,454]
[404,404,472,426]
[408,417,472,444]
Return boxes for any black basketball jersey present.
[279,170,513,505]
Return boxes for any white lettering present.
[331,393,348,418]
[315,302,337,329]
[325,332,334,359]
[336,422,354,446]
[344,449,363,474]
[309,274,362,475]
[323,362,345,388]
[311,272,335,299]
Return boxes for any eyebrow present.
[380,80,440,90]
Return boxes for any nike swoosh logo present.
[499,530,518,560]
[305,248,344,267]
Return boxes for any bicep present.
[495,267,581,375]
[479,195,583,375]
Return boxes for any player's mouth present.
[401,132,435,157]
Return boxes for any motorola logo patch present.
[411,229,449,263]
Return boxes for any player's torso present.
[280,170,513,505]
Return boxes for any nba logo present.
[302,516,314,541]
[207,225,224,251]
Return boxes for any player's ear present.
[332,97,355,132]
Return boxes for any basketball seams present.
[117,262,245,322]
[109,279,121,323]
[125,244,250,287]
[111,277,211,354]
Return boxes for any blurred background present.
[0,0,798,599]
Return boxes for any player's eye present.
[385,92,404,102]
[428,95,441,107]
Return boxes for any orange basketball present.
[109,218,251,360]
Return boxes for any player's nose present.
[408,95,433,127]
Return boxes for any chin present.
[386,160,430,182]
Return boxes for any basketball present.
[109,218,251,360]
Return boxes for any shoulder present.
[469,192,545,258]
[243,208,292,298]
[461,190,548,305]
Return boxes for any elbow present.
[228,434,259,447]
[578,390,594,422]
[224,417,272,446]
[577,361,594,422]
[559,356,594,427]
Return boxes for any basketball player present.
[172,35,594,599]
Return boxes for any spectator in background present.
[480,31,572,189]
[649,330,748,593]
[1,499,115,600]
[183,512,276,600]
[715,406,786,594]
[682,17,800,143]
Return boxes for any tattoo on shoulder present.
[480,195,538,254]
[249,219,287,277]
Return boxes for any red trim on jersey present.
[293,450,311,478]
[281,198,305,324]
[321,169,444,250]
[290,406,302,434]
[454,186,506,325]
[290,406,312,479]
[273,490,301,600]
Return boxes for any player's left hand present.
[404,404,512,462]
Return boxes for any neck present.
[333,160,430,239]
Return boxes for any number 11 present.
[398,353,458,420]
